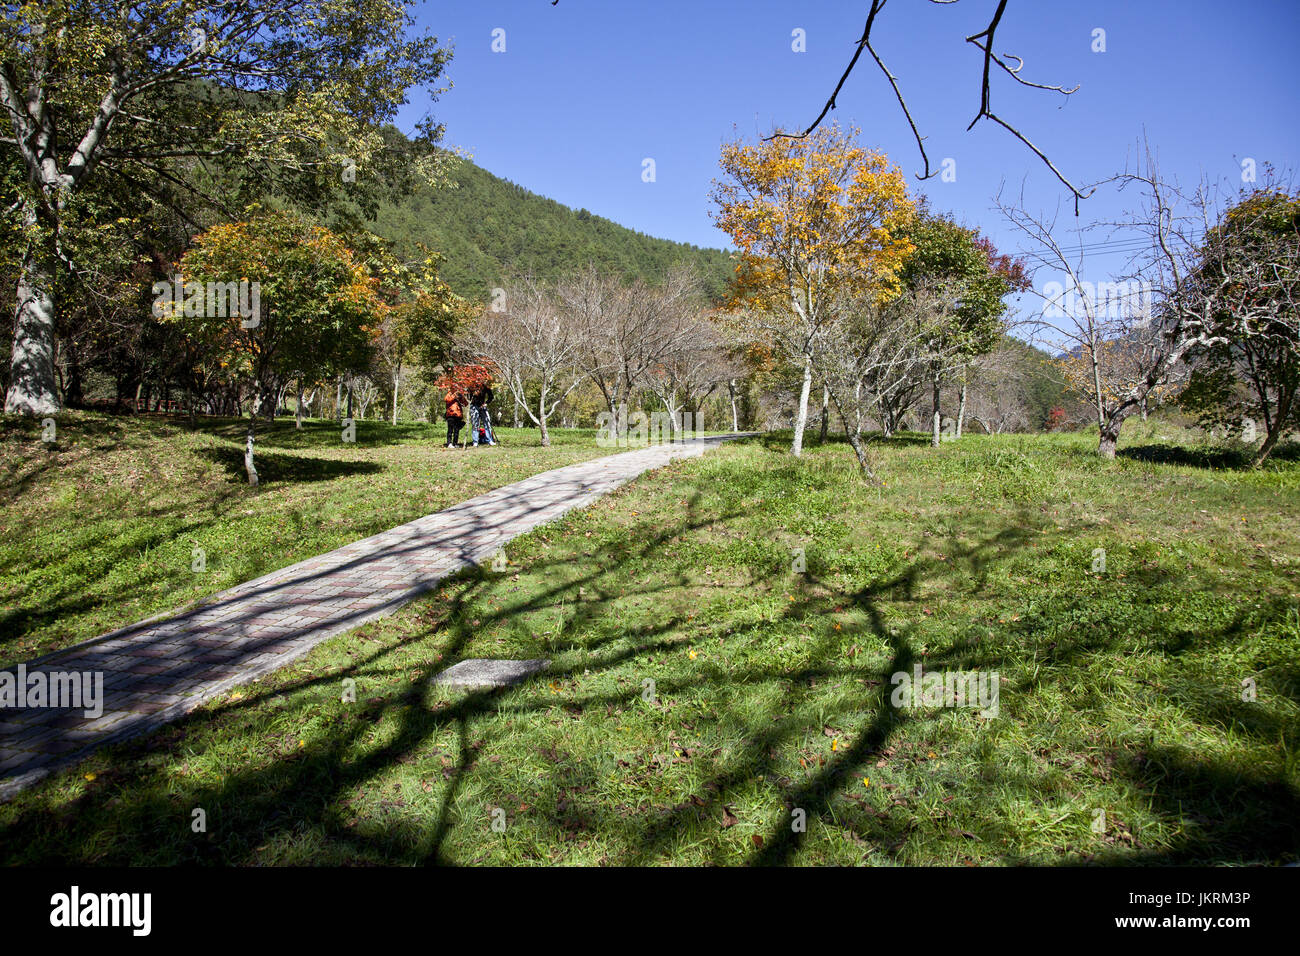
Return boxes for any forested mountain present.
[369,158,736,302]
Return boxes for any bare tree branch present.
[770,0,1093,211]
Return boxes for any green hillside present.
[370,158,736,302]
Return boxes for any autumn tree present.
[354,237,471,426]
[709,124,914,456]
[1,0,451,415]
[161,212,381,485]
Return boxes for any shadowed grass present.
[0,412,611,665]
[0,420,1296,865]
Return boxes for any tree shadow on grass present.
[1120,441,1300,470]
[196,447,385,484]
[0,460,1296,867]
[1048,744,1300,865]
[202,419,440,450]
[750,429,931,454]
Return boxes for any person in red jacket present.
[443,387,465,448]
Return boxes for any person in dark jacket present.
[469,384,497,446]
[444,387,465,448]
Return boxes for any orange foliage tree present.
[709,123,915,456]
[434,361,499,394]
[161,211,382,485]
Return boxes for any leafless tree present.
[816,287,961,477]
[469,276,582,447]
[351,375,379,419]
[561,264,701,421]
[997,145,1234,457]
[963,343,1033,434]
[643,312,730,436]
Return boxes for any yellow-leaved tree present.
[709,124,915,456]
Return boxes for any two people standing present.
[443,382,497,448]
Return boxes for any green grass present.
[1,418,1297,865]
[0,412,610,666]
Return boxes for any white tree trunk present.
[245,394,262,486]
[391,362,401,426]
[790,355,813,457]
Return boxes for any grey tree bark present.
[4,204,60,415]
[930,373,942,448]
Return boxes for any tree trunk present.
[64,342,85,409]
[854,380,863,439]
[666,394,683,438]
[295,380,304,429]
[1098,414,1123,459]
[4,205,60,416]
[390,361,400,426]
[790,354,813,457]
[1253,426,1283,467]
[728,379,739,433]
[245,397,261,486]
[1090,335,1105,432]
[537,380,551,447]
[1252,388,1293,467]
[826,386,878,482]
[956,380,968,439]
[930,374,942,448]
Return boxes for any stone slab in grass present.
[431,658,551,690]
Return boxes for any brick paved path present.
[0,436,746,800]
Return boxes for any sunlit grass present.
[0,419,1296,865]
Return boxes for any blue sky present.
[401,0,1299,281]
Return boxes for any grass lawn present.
[1,420,1297,865]
[0,412,610,667]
